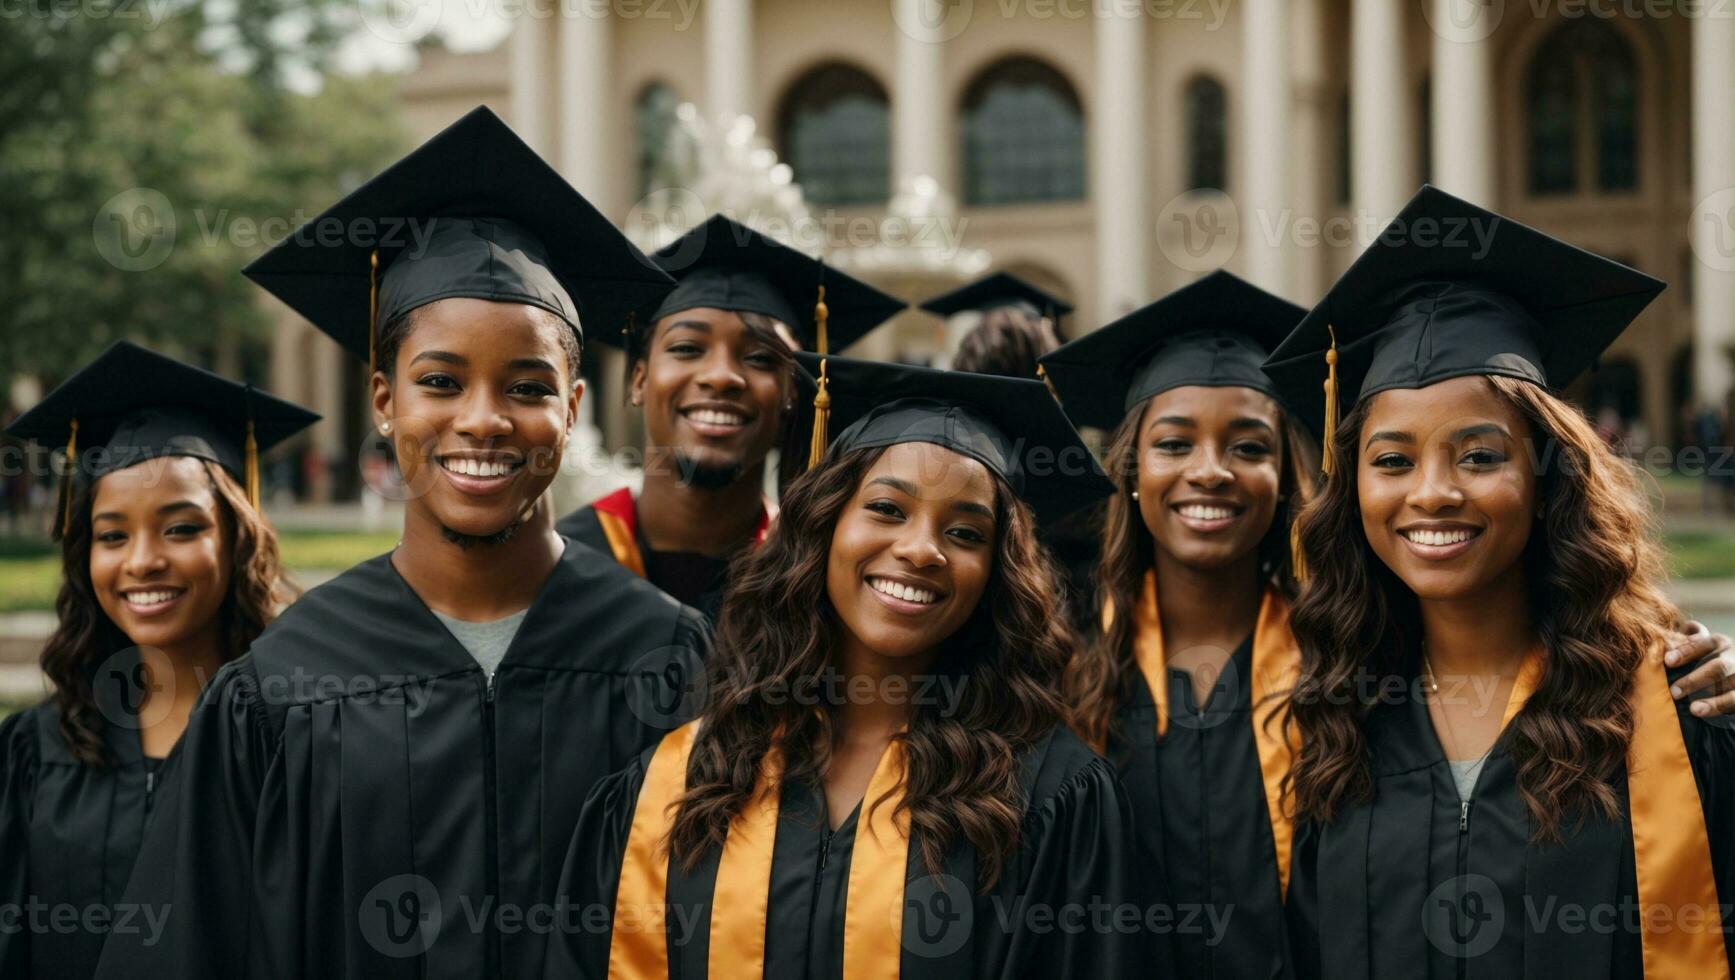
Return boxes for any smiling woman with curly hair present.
[1267,187,1735,979]
[548,354,1142,979]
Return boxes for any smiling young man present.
[557,214,903,620]
[94,108,710,980]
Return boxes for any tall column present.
[559,4,613,203]
[1693,11,1735,408]
[1241,0,1290,296]
[706,0,754,124]
[1429,0,1496,205]
[1351,0,1417,242]
[1289,0,1331,300]
[1093,7,1149,318]
[510,15,555,155]
[893,0,948,191]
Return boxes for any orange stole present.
[1500,646,1729,978]
[590,487,775,582]
[607,723,912,980]
[1127,570,1302,896]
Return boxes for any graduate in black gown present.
[93,107,708,980]
[1268,185,1735,978]
[546,355,1142,979]
[556,214,902,621]
[922,271,1071,380]
[1,341,316,978]
[1039,271,1317,980]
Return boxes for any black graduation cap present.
[791,352,1113,525]
[242,105,674,371]
[1037,270,1306,431]
[597,214,905,355]
[1262,185,1665,470]
[920,271,1075,322]
[4,341,320,535]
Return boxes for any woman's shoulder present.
[0,702,47,763]
[1019,724,1121,812]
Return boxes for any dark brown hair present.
[951,307,1058,379]
[669,444,1075,888]
[41,459,293,767]
[1286,376,1680,842]
[1066,393,1318,751]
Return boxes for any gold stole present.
[591,488,775,582]
[1127,569,1302,896]
[607,721,912,980]
[1500,646,1729,978]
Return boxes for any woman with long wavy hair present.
[1040,270,1318,979]
[0,341,314,978]
[547,354,1139,979]
[1268,186,1735,977]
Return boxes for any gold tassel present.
[813,284,829,356]
[244,418,260,511]
[807,357,831,469]
[1290,514,1308,584]
[58,418,79,539]
[1321,324,1340,477]
[368,248,381,377]
[1036,362,1061,403]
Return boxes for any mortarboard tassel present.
[244,419,260,511]
[368,248,381,378]
[1321,325,1339,477]
[808,357,831,469]
[813,284,829,356]
[1290,516,1308,584]
[1036,363,1062,403]
[58,418,79,540]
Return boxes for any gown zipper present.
[482,670,500,976]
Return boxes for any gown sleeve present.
[1283,817,1323,980]
[1679,702,1735,966]
[989,753,1142,980]
[92,659,281,980]
[544,753,650,980]
[0,707,40,978]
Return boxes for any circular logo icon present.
[1155,189,1240,274]
[901,872,973,959]
[1167,647,1240,731]
[1422,873,1504,960]
[624,186,709,274]
[91,646,176,730]
[94,188,176,272]
[359,0,444,45]
[358,874,442,958]
[1420,0,1504,45]
[891,0,973,44]
[1690,186,1735,275]
[626,644,710,730]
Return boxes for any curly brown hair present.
[668,444,1076,889]
[1066,394,1318,751]
[1286,376,1681,843]
[952,307,1058,379]
[41,459,294,767]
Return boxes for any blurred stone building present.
[268,0,1735,499]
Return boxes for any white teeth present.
[1405,528,1475,546]
[689,408,746,426]
[869,578,937,605]
[443,458,516,477]
[125,590,181,606]
[1178,504,1236,521]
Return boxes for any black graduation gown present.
[1286,669,1735,980]
[1110,630,1293,980]
[93,539,708,980]
[547,726,1143,979]
[0,693,174,980]
[556,502,733,625]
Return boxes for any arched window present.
[962,57,1085,205]
[635,81,683,198]
[1185,75,1227,192]
[776,63,889,206]
[1526,19,1639,195]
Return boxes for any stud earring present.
[379,421,392,435]
[1130,490,1140,500]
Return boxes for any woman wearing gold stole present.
[546,354,1142,979]
[1272,186,1735,978]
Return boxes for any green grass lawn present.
[0,531,400,613]
[1665,532,1735,581]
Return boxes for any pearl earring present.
[1130,490,1140,500]
[379,421,392,435]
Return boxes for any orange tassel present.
[808,357,831,469]
[368,248,381,377]
[813,284,829,356]
[1321,324,1340,477]
[58,418,79,539]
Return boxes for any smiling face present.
[825,442,998,663]
[1357,376,1539,602]
[631,307,792,488]
[373,297,581,538]
[89,457,232,652]
[1135,385,1284,572]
